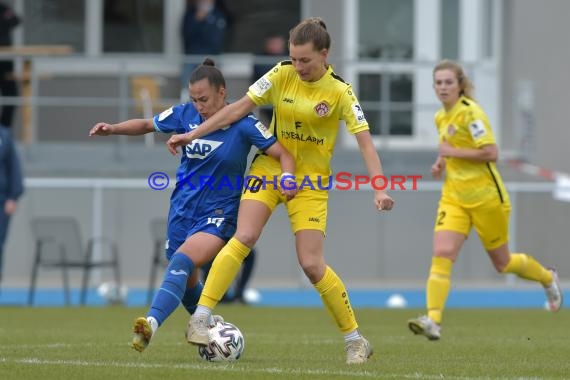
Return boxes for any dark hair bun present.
[310,17,327,30]
[202,58,216,67]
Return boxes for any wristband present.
[280,172,295,181]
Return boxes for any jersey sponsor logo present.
[207,217,225,227]
[169,269,188,276]
[189,123,199,130]
[254,121,272,139]
[314,101,330,117]
[351,103,366,123]
[282,97,294,103]
[251,76,272,97]
[308,217,320,223]
[185,139,223,159]
[447,124,457,136]
[280,131,324,145]
[469,119,487,139]
[158,107,173,121]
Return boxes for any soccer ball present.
[198,321,245,362]
[96,281,128,305]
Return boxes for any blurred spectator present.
[0,2,21,128]
[180,0,228,95]
[252,34,287,124]
[0,126,24,289]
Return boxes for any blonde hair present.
[433,60,475,100]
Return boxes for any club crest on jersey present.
[447,124,457,136]
[314,101,330,117]
[185,139,223,159]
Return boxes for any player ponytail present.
[289,17,331,51]
[433,60,475,101]
[189,58,226,90]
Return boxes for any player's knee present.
[299,260,324,283]
[301,265,321,283]
[433,246,456,259]
[234,230,260,248]
[494,257,510,273]
[487,244,511,273]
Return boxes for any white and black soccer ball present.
[97,281,128,305]
[198,321,245,362]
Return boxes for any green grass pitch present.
[0,306,568,379]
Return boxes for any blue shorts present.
[165,211,237,261]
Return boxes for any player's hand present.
[89,122,114,136]
[375,191,394,211]
[431,158,445,180]
[280,178,298,201]
[166,132,194,155]
[431,163,442,180]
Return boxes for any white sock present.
[344,329,361,343]
[147,316,159,335]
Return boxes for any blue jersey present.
[153,103,276,222]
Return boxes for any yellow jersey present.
[436,96,510,208]
[247,62,369,182]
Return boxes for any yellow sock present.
[199,238,251,309]
[502,253,552,287]
[426,257,453,324]
[313,266,358,333]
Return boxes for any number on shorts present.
[244,177,263,194]
[436,210,446,226]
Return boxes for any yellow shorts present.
[434,199,511,250]
[241,166,328,234]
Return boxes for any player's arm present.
[89,118,155,136]
[439,142,498,162]
[355,130,394,211]
[167,96,256,155]
[264,141,297,200]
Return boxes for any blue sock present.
[181,281,203,315]
[148,252,194,326]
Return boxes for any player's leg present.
[188,196,276,345]
[177,231,226,315]
[132,252,196,352]
[479,204,563,312]
[288,189,370,364]
[132,217,184,352]
[296,228,372,364]
[409,201,468,340]
[202,256,236,303]
[233,247,257,303]
[133,218,225,352]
